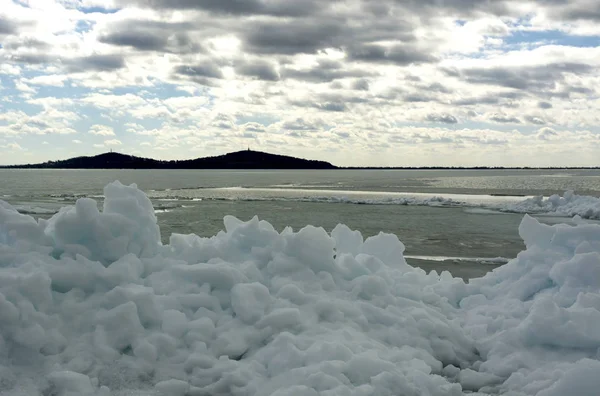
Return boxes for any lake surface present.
[2,168,599,279]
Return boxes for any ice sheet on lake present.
[0,181,599,395]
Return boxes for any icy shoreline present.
[0,181,599,395]
[501,190,600,219]
[10,188,600,221]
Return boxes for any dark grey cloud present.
[65,54,126,72]
[116,0,520,20]
[317,102,348,112]
[0,17,18,35]
[281,60,377,83]
[346,44,436,65]
[424,82,452,94]
[489,113,521,123]
[99,30,168,51]
[98,20,203,54]
[426,113,458,124]
[289,98,349,112]
[452,91,524,106]
[3,37,50,50]
[538,101,553,109]
[234,60,279,81]
[540,1,600,21]
[174,62,224,80]
[5,52,125,73]
[7,53,55,64]
[450,62,594,91]
[243,20,344,55]
[566,85,595,95]
[391,0,513,17]
[404,93,437,103]
[117,0,329,17]
[352,79,370,91]
[405,75,422,82]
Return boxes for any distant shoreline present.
[0,150,597,170]
[2,167,599,170]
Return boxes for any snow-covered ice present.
[502,190,600,219]
[0,181,599,396]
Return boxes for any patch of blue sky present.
[11,0,30,8]
[235,115,279,127]
[505,30,600,48]
[33,84,91,99]
[155,82,214,100]
[109,82,214,102]
[75,20,95,33]
[0,92,41,115]
[78,5,120,14]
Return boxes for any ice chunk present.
[47,371,94,395]
[537,359,600,396]
[155,379,190,396]
[231,282,271,324]
[44,181,161,264]
[506,190,600,219]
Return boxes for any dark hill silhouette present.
[1,150,337,169]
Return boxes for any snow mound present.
[0,181,599,396]
[504,190,600,219]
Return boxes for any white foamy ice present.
[506,190,600,219]
[0,181,599,396]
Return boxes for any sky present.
[0,0,599,167]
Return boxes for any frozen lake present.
[1,168,599,279]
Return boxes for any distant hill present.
[1,150,337,170]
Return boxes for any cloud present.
[281,60,377,83]
[6,51,126,74]
[6,142,23,150]
[65,54,126,73]
[0,0,599,166]
[488,113,521,123]
[173,62,224,84]
[451,62,594,92]
[89,124,116,136]
[234,60,280,81]
[72,139,82,144]
[426,113,459,124]
[104,139,122,146]
[98,20,203,53]
[0,16,18,35]
[347,44,436,65]
[100,30,169,51]
[2,37,50,51]
[25,75,68,87]
[542,1,600,22]
[116,0,326,17]
[524,115,546,125]
[536,127,558,140]
[352,79,370,91]
[243,20,344,55]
